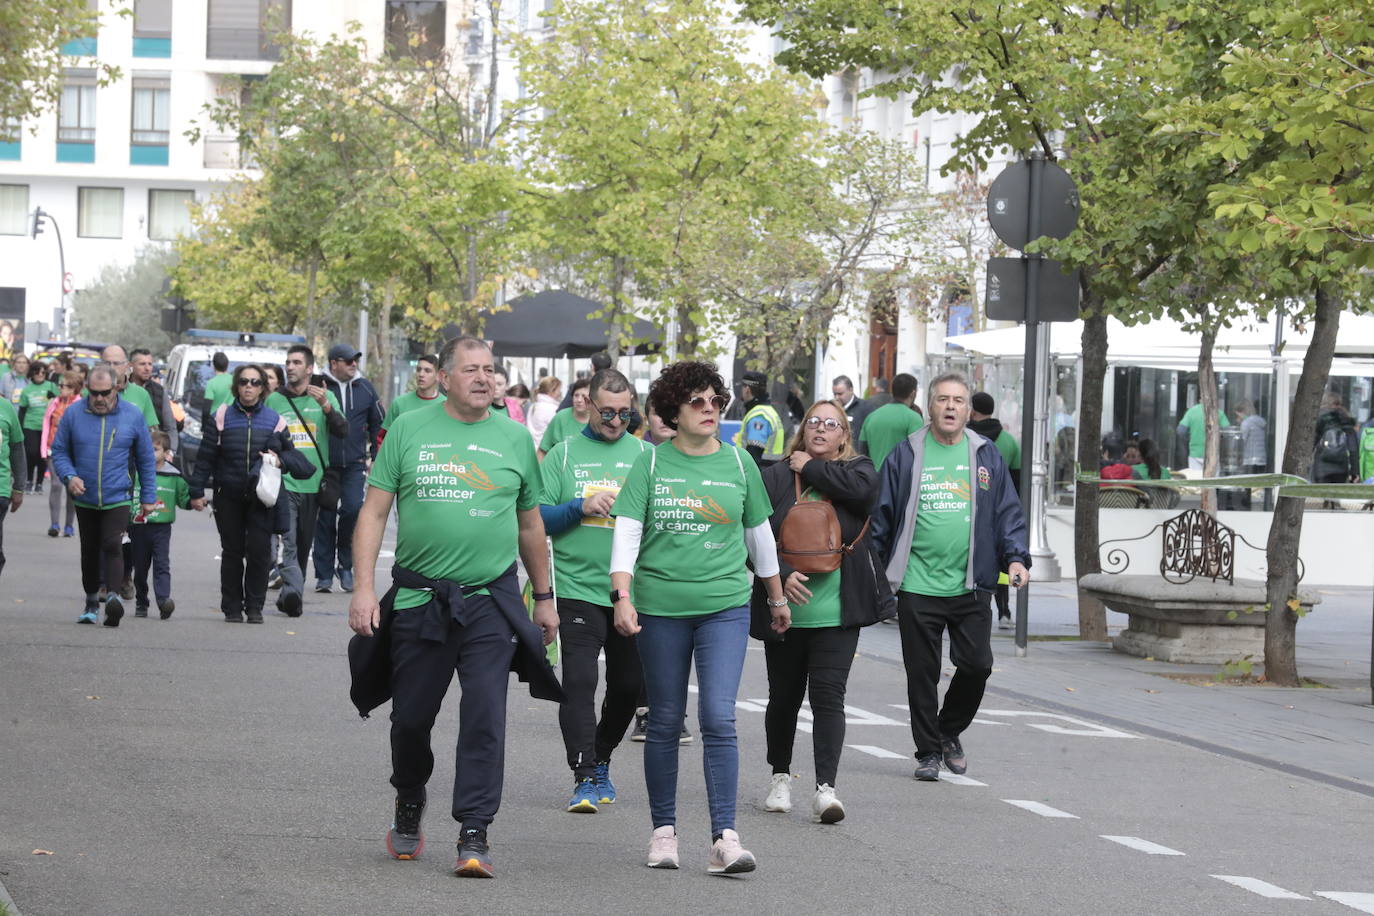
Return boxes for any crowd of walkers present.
[0,335,1030,883]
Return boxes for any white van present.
[164,330,305,468]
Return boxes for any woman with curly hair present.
[610,360,791,875]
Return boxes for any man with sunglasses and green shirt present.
[540,368,651,814]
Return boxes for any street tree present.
[0,1,117,128]
[72,246,180,357]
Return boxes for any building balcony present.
[133,36,172,58]
[203,136,257,169]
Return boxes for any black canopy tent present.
[474,289,663,358]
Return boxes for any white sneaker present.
[763,772,792,812]
[813,784,845,824]
[708,829,756,875]
[646,825,679,869]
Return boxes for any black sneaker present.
[134,605,149,618]
[225,610,244,623]
[158,598,175,620]
[630,710,648,742]
[245,612,264,624]
[280,592,303,617]
[386,799,426,860]
[103,595,124,628]
[940,736,967,775]
[454,826,493,878]
[914,752,941,782]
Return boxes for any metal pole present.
[1015,153,1045,658]
[1029,329,1061,580]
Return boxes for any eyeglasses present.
[594,404,634,423]
[239,377,265,387]
[805,416,842,431]
[687,395,728,413]
[88,388,114,397]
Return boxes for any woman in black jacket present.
[751,398,895,824]
[188,364,313,624]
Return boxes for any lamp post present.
[31,207,70,339]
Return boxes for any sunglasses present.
[805,416,842,431]
[594,405,634,423]
[238,377,265,387]
[687,395,728,413]
[88,388,115,397]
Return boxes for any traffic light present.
[31,208,46,238]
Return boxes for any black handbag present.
[285,394,343,512]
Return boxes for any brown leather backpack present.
[776,474,870,573]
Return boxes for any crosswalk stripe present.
[1211,876,1308,900]
[846,744,905,759]
[1100,836,1185,856]
[1316,892,1374,914]
[937,772,987,786]
[1003,799,1078,818]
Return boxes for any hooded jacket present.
[870,424,1030,594]
[49,398,157,509]
[319,370,383,467]
[968,416,1021,493]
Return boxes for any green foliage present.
[71,247,181,357]
[1216,655,1255,680]
[0,0,119,127]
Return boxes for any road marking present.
[937,772,987,786]
[847,744,905,759]
[980,709,1141,738]
[1316,892,1374,914]
[1211,876,1308,900]
[889,703,1008,726]
[1100,836,1185,856]
[1002,800,1078,819]
[748,700,906,729]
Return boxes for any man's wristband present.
[767,597,788,608]
[531,590,554,602]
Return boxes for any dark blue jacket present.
[870,426,1030,593]
[49,398,157,509]
[321,372,383,467]
[188,399,314,499]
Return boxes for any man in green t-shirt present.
[870,373,1029,783]
[348,336,560,878]
[1175,399,1230,470]
[967,390,1022,630]
[540,368,651,813]
[265,344,347,617]
[378,353,441,447]
[202,351,233,419]
[858,373,923,469]
[0,396,27,581]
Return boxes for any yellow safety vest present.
[734,403,785,459]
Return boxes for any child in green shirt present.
[129,431,190,619]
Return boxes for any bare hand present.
[190,497,208,511]
[533,598,559,646]
[783,570,812,605]
[307,384,329,408]
[1009,562,1031,589]
[770,602,791,634]
[68,476,86,497]
[582,489,616,518]
[349,588,381,636]
[8,490,22,512]
[140,503,158,518]
[787,451,811,473]
[614,600,641,636]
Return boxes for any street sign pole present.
[1014,154,1045,657]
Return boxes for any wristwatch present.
[767,597,788,608]
[610,588,632,604]
[531,589,554,602]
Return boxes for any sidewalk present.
[859,581,1374,795]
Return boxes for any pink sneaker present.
[707,829,756,875]
[646,825,679,869]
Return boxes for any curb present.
[0,873,21,916]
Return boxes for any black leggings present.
[23,428,44,489]
[764,626,860,788]
[213,490,274,615]
[75,505,129,598]
[557,598,642,778]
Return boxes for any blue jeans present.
[311,461,366,580]
[636,605,749,836]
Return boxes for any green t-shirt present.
[901,431,973,597]
[121,382,159,427]
[1179,402,1230,459]
[0,398,21,494]
[266,389,343,493]
[612,442,771,617]
[203,373,234,413]
[788,486,842,628]
[130,469,190,524]
[382,390,442,432]
[1131,463,1171,480]
[370,406,540,610]
[539,407,586,454]
[859,403,923,469]
[18,382,54,430]
[1360,426,1374,482]
[541,430,652,607]
[992,429,1021,471]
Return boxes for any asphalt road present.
[1,509,1372,915]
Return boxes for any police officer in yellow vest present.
[733,370,786,467]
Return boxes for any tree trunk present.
[1198,321,1220,517]
[1074,308,1109,641]
[303,255,320,345]
[606,255,625,360]
[377,278,395,405]
[1263,283,1341,686]
[676,302,699,359]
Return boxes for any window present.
[58,70,97,143]
[207,0,291,60]
[134,0,172,37]
[78,187,123,238]
[0,185,28,236]
[148,189,194,240]
[131,74,171,145]
[386,2,446,60]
